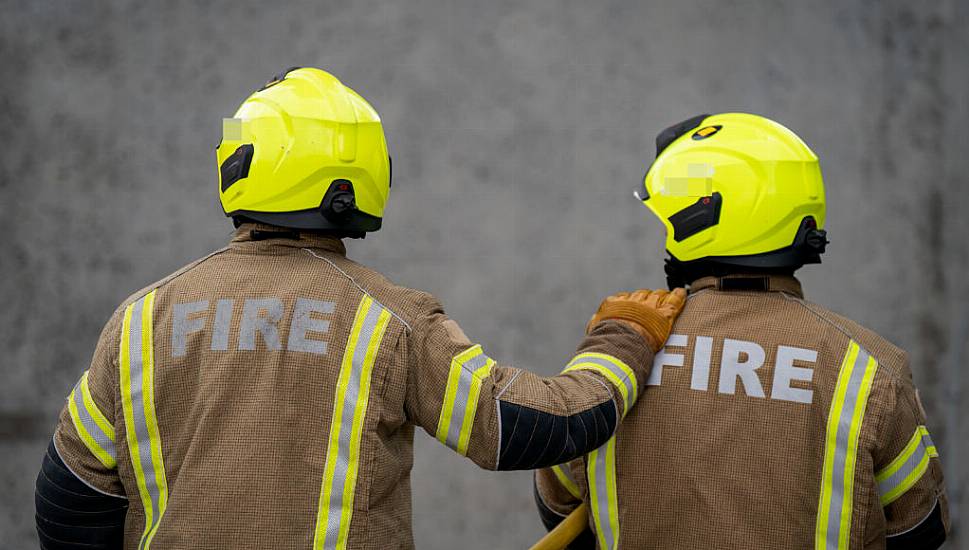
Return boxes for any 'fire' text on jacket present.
[649,334,816,404]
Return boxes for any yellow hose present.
[528,501,590,550]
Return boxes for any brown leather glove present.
[587,288,687,352]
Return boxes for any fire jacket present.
[38,224,654,549]
[535,274,948,550]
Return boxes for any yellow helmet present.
[638,113,828,285]
[217,67,391,234]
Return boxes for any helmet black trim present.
[639,113,711,202]
[258,66,304,91]
[228,206,381,234]
[656,113,711,156]
[665,216,829,289]
[225,179,382,237]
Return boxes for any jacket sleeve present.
[534,460,595,549]
[38,310,128,547]
[404,294,653,471]
[873,360,948,550]
[36,440,127,549]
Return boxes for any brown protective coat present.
[536,275,948,549]
[53,224,654,549]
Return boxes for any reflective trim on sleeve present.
[314,295,392,550]
[563,352,638,416]
[551,464,582,499]
[919,426,938,458]
[876,425,938,506]
[435,344,495,456]
[120,290,169,550]
[587,435,620,550]
[67,371,117,469]
[815,341,879,550]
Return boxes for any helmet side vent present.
[668,192,722,242]
[220,144,255,192]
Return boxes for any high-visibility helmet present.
[217,67,391,233]
[638,113,828,284]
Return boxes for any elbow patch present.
[497,399,616,471]
[36,440,127,549]
[886,499,946,550]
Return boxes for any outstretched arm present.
[404,289,685,471]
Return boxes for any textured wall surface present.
[2,1,968,548]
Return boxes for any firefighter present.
[534,113,949,549]
[33,67,686,549]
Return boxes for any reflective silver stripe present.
[127,296,164,549]
[876,427,937,505]
[557,462,577,486]
[444,351,489,450]
[877,444,928,497]
[566,356,636,408]
[588,437,619,550]
[71,380,116,460]
[823,346,874,549]
[315,297,390,550]
[592,450,614,549]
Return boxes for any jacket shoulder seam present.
[779,294,906,383]
[301,248,412,331]
[119,246,231,309]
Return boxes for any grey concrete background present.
[1,1,967,548]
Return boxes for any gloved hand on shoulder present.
[587,288,687,352]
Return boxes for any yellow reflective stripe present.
[314,295,392,550]
[120,298,153,546]
[876,429,922,484]
[815,341,878,550]
[80,372,115,441]
[140,291,168,548]
[587,435,620,550]
[67,377,116,469]
[565,352,637,400]
[119,301,148,526]
[587,447,606,550]
[563,352,636,416]
[880,453,930,506]
[837,353,877,546]
[919,426,939,458]
[815,344,855,549]
[604,437,620,547]
[551,464,581,499]
[315,297,367,549]
[876,426,937,506]
[120,291,168,549]
[435,345,494,456]
[336,305,390,549]
[436,347,474,446]
[456,358,493,455]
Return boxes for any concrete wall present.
[2,1,967,547]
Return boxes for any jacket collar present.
[229,223,347,256]
[689,274,804,298]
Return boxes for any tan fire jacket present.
[536,275,948,550]
[52,224,654,549]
